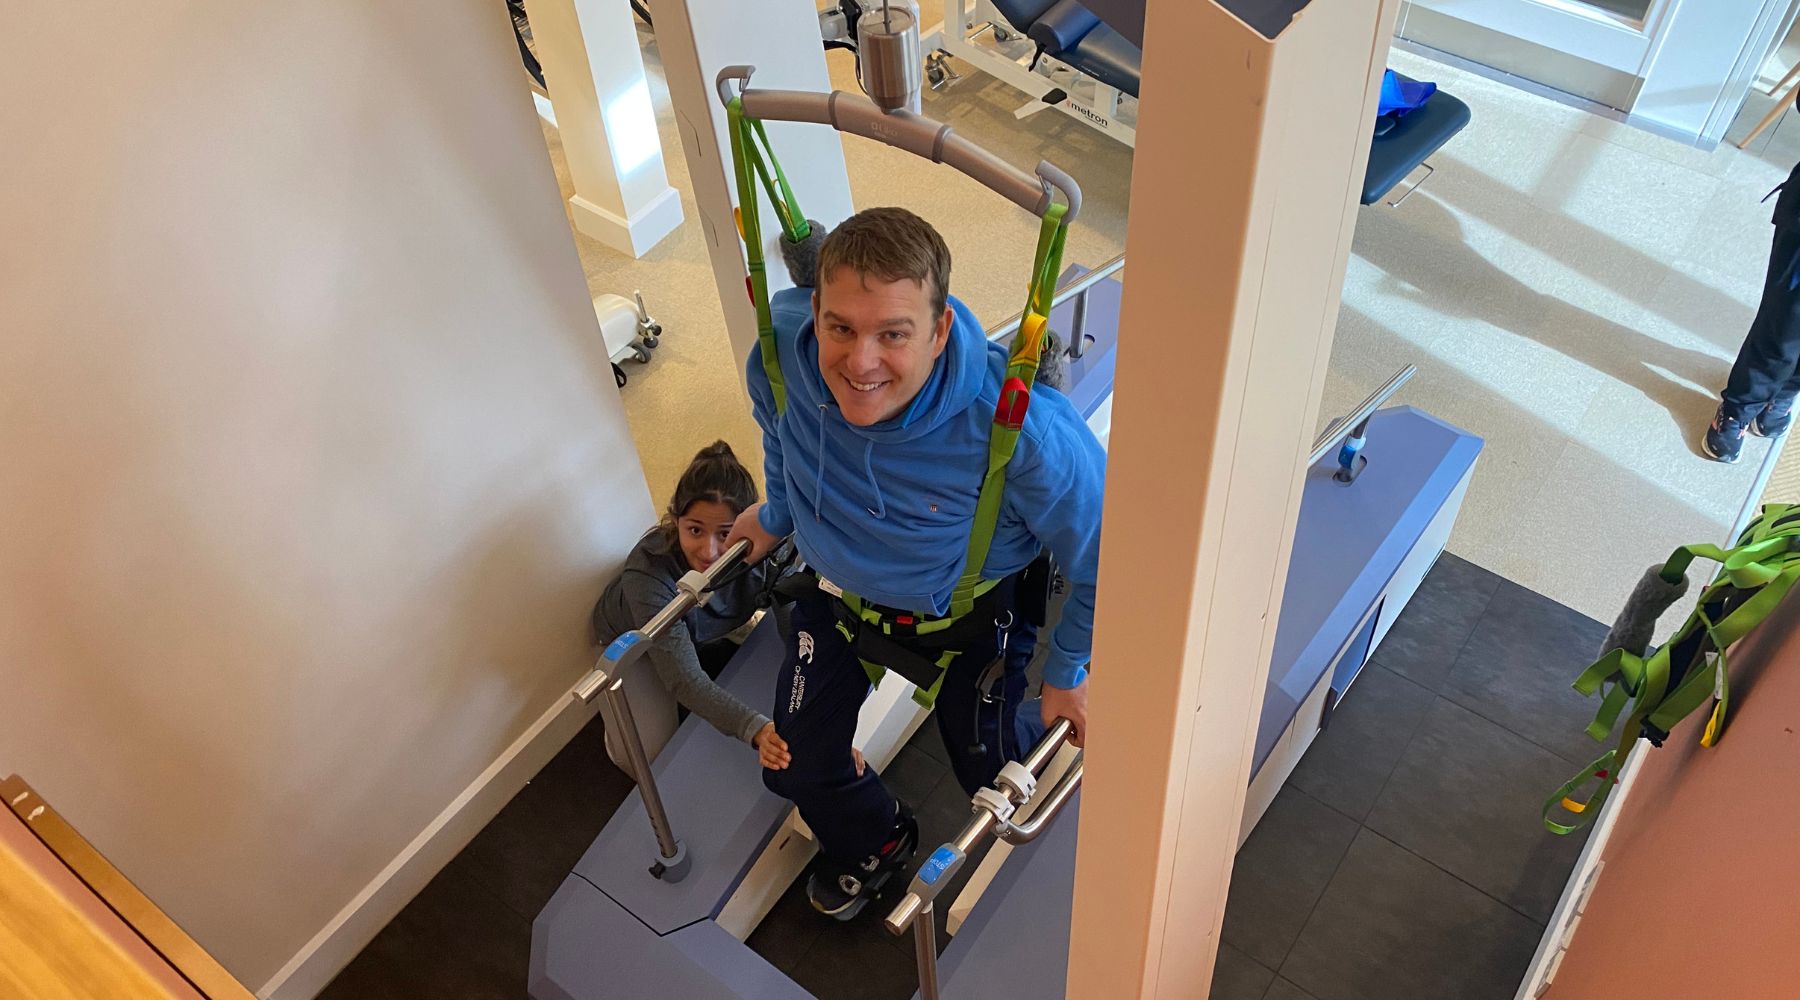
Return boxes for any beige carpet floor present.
[1757,435,1800,506]
[543,22,1799,623]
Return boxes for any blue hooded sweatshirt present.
[747,286,1105,689]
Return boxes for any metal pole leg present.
[914,901,940,1000]
[606,685,690,882]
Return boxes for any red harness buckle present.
[996,376,1031,430]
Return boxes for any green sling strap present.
[727,99,808,416]
[725,101,1071,705]
[1544,503,1800,834]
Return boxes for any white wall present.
[0,1,653,991]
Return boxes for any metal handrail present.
[884,719,1082,999]
[985,252,1126,349]
[995,754,1082,844]
[1307,364,1416,468]
[571,537,757,883]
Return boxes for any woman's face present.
[676,499,739,572]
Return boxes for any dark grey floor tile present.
[746,878,827,975]
[1288,665,1436,821]
[1264,976,1320,1000]
[1364,698,1592,924]
[905,715,952,765]
[788,902,920,1000]
[1212,941,1277,1000]
[1441,581,1611,765]
[319,853,531,1000]
[1371,553,1503,691]
[454,714,636,922]
[1222,788,1360,969]
[881,743,950,810]
[1281,830,1543,1000]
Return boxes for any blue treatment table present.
[532,404,1480,999]
[1362,75,1472,206]
[1255,406,1482,776]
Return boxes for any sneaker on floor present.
[1753,396,1795,438]
[1702,404,1751,463]
[806,801,918,921]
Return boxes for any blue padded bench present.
[1362,73,1471,206]
[1254,407,1481,778]
[995,0,1143,98]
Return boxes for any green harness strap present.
[948,204,1068,619]
[725,104,1071,705]
[727,99,810,415]
[1544,503,1800,834]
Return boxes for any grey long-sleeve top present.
[590,529,772,745]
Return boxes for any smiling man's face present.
[813,268,952,426]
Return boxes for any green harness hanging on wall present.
[725,99,1071,707]
[1544,503,1800,834]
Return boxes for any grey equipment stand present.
[884,719,1085,1000]
[570,537,757,884]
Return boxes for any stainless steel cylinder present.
[914,901,941,1000]
[857,4,922,113]
[607,686,680,861]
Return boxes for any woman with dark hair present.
[592,441,794,771]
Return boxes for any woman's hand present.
[754,722,791,770]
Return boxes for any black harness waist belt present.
[774,556,1053,707]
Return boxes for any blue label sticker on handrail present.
[604,632,642,664]
[918,846,958,885]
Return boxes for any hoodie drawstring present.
[863,440,887,519]
[813,403,828,522]
[808,404,889,520]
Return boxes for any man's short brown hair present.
[816,207,952,316]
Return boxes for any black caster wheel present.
[632,346,651,363]
[642,335,660,350]
[613,362,628,388]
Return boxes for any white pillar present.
[1066,0,1398,995]
[528,0,684,256]
[647,0,856,360]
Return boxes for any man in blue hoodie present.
[727,207,1106,919]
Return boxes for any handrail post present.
[1068,287,1090,360]
[605,679,690,881]
[914,901,941,1000]
[570,538,756,883]
[884,719,1081,995]
[1307,365,1417,470]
